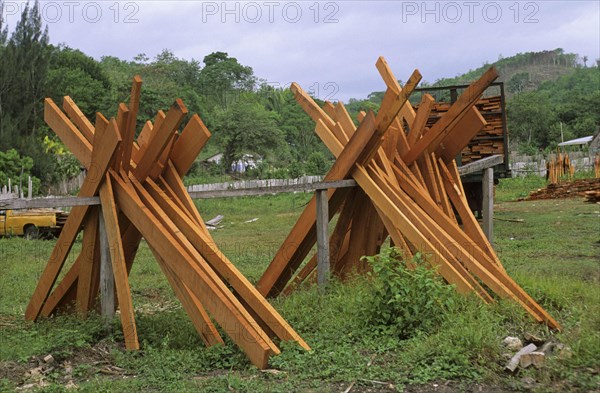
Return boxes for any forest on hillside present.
[1,3,599,194]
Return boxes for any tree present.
[46,46,111,119]
[213,96,285,170]
[199,52,255,108]
[507,92,557,147]
[0,149,41,195]
[0,1,51,182]
[507,72,530,95]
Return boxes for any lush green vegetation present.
[1,178,598,391]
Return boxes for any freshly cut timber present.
[259,57,561,331]
[26,78,309,369]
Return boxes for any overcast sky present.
[3,0,599,101]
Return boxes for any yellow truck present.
[0,209,68,239]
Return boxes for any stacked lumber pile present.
[546,149,575,184]
[25,78,308,369]
[585,190,600,203]
[419,97,504,164]
[526,178,600,201]
[258,57,560,330]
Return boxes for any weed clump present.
[363,248,456,339]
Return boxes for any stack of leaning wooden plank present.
[257,57,560,331]
[25,77,309,369]
[546,150,575,184]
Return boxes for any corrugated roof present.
[558,135,594,146]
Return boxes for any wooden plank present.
[25,117,121,321]
[98,209,115,321]
[458,154,503,176]
[374,56,417,123]
[112,103,130,170]
[322,101,336,119]
[188,179,357,199]
[436,106,486,162]
[45,98,93,169]
[131,120,153,164]
[418,152,442,207]
[482,167,494,242]
[111,171,275,368]
[162,161,210,233]
[407,94,434,147]
[144,178,310,350]
[316,189,330,289]
[343,193,373,275]
[122,75,142,172]
[334,102,357,137]
[171,114,211,177]
[40,258,80,317]
[149,130,177,179]
[76,207,99,315]
[133,100,187,182]
[99,173,139,349]
[403,67,498,165]
[290,82,336,131]
[430,151,455,221]
[62,96,94,143]
[147,245,223,346]
[0,196,100,209]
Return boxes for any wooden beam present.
[171,114,211,177]
[99,173,139,349]
[121,75,142,172]
[45,98,93,169]
[482,167,494,242]
[98,208,115,321]
[407,94,434,147]
[147,245,223,346]
[316,189,330,289]
[458,154,504,176]
[76,208,99,315]
[62,96,94,143]
[435,106,486,162]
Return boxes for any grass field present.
[0,177,598,392]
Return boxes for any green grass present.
[0,182,598,392]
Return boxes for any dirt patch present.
[0,340,127,390]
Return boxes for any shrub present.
[363,248,456,339]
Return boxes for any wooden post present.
[99,208,115,325]
[315,189,330,289]
[28,176,32,199]
[482,167,494,243]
